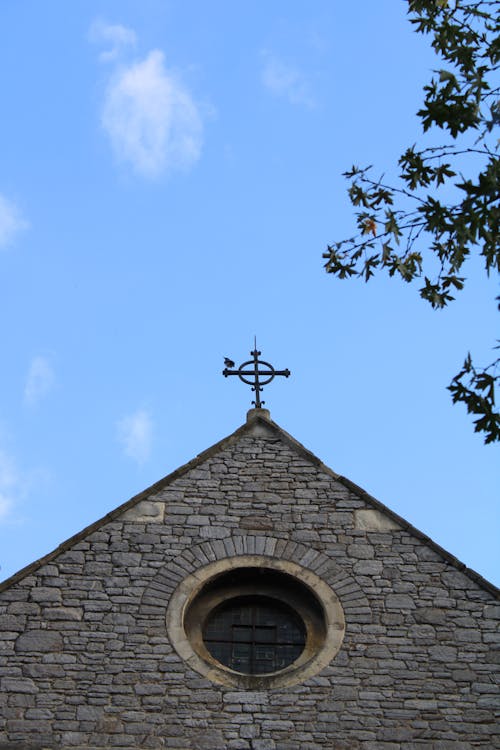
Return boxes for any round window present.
[166,556,345,688]
[203,595,306,675]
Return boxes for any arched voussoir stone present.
[139,535,372,623]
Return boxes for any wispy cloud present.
[261,52,315,108]
[102,50,203,177]
[88,19,136,62]
[117,409,153,464]
[24,356,55,406]
[0,193,28,249]
[0,448,20,521]
[90,21,203,179]
[0,441,49,529]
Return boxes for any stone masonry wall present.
[0,416,498,749]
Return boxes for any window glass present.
[203,596,306,675]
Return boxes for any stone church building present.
[0,407,498,749]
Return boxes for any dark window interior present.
[203,596,306,674]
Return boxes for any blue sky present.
[1,1,498,585]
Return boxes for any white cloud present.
[88,19,136,62]
[101,49,203,178]
[0,448,19,521]
[0,193,28,249]
[117,409,153,464]
[261,53,315,108]
[24,356,55,406]
[90,21,203,180]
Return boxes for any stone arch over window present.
[139,536,372,687]
[140,535,372,627]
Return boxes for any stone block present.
[122,500,165,523]
[15,630,63,653]
[413,607,446,625]
[223,692,269,705]
[30,588,62,604]
[199,526,230,539]
[239,516,274,531]
[1,677,38,693]
[0,615,24,632]
[111,551,142,567]
[429,644,457,662]
[385,593,416,610]
[23,663,65,678]
[354,509,401,531]
[262,720,294,731]
[404,698,438,709]
[43,607,83,621]
[347,544,374,560]
[353,560,383,576]
[76,705,102,720]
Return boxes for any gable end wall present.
[0,422,498,749]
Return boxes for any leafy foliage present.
[323,0,500,442]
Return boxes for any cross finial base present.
[246,407,271,422]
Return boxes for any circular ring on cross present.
[237,359,276,387]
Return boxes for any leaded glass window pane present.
[203,596,305,675]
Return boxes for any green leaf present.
[324,0,500,441]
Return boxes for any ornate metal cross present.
[223,340,290,408]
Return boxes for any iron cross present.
[223,340,290,408]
